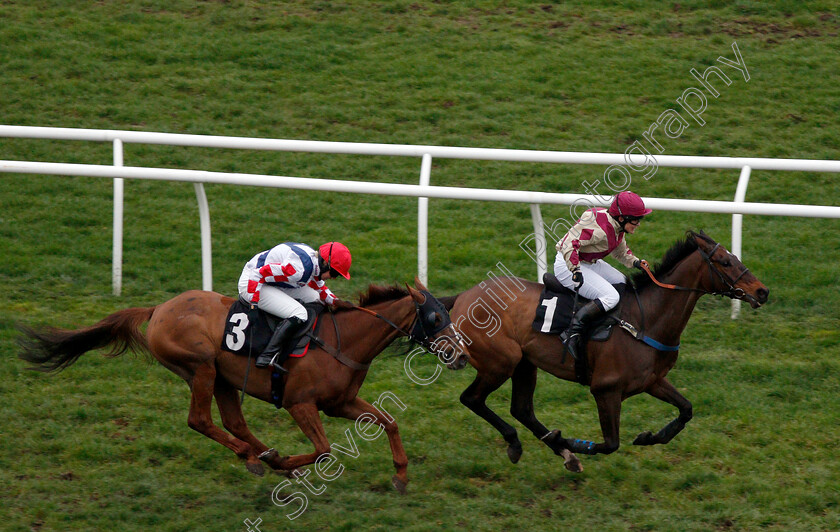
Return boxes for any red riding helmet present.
[608,191,653,218]
[319,242,352,279]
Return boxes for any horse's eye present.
[721,259,731,267]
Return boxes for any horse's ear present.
[413,276,429,292]
[406,283,427,304]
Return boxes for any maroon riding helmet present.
[608,191,653,218]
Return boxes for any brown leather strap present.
[307,333,371,371]
[641,262,678,290]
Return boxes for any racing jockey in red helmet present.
[238,241,352,372]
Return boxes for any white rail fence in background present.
[2,126,840,319]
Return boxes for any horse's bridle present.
[640,241,753,302]
[342,291,466,365]
[697,243,751,300]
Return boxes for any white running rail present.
[2,126,839,319]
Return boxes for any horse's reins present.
[639,243,750,300]
[350,304,412,336]
[618,241,753,353]
[308,300,440,372]
[340,297,465,365]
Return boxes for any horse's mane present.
[356,284,410,307]
[630,230,714,289]
[329,284,411,315]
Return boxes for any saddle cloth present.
[220,300,322,358]
[532,274,625,342]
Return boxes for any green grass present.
[1,1,839,530]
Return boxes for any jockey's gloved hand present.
[331,299,355,310]
[572,270,584,289]
[633,259,648,270]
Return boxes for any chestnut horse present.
[446,231,768,471]
[18,279,466,493]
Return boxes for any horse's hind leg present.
[326,397,409,494]
[277,403,331,471]
[213,377,286,471]
[187,363,264,476]
[632,377,692,446]
[510,360,582,473]
[460,372,521,463]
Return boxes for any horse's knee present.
[383,420,399,436]
[188,415,212,434]
[222,419,246,434]
[509,402,532,423]
[460,390,481,409]
[317,445,332,457]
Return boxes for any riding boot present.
[255,317,307,373]
[561,300,606,361]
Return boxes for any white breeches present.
[553,255,626,310]
[238,275,320,321]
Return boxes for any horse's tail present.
[17,306,156,373]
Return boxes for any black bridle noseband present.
[696,242,751,301]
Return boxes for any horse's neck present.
[636,252,707,345]
[338,297,416,365]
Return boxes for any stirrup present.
[561,332,581,361]
[267,353,288,374]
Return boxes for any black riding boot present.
[561,300,606,361]
[255,317,306,373]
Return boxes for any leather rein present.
[618,241,752,353]
[639,243,750,300]
[309,296,461,371]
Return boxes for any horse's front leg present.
[326,397,410,494]
[563,388,622,455]
[633,377,693,446]
[509,360,582,472]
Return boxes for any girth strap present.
[615,319,680,352]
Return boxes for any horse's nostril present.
[757,287,769,302]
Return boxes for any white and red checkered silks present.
[554,208,642,310]
[238,242,337,321]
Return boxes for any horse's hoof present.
[391,475,408,495]
[507,444,523,464]
[633,431,654,446]
[246,461,265,477]
[563,453,583,473]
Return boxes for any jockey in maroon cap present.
[554,191,651,360]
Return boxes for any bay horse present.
[445,231,768,471]
[18,279,467,493]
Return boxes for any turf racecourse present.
[1,1,838,530]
